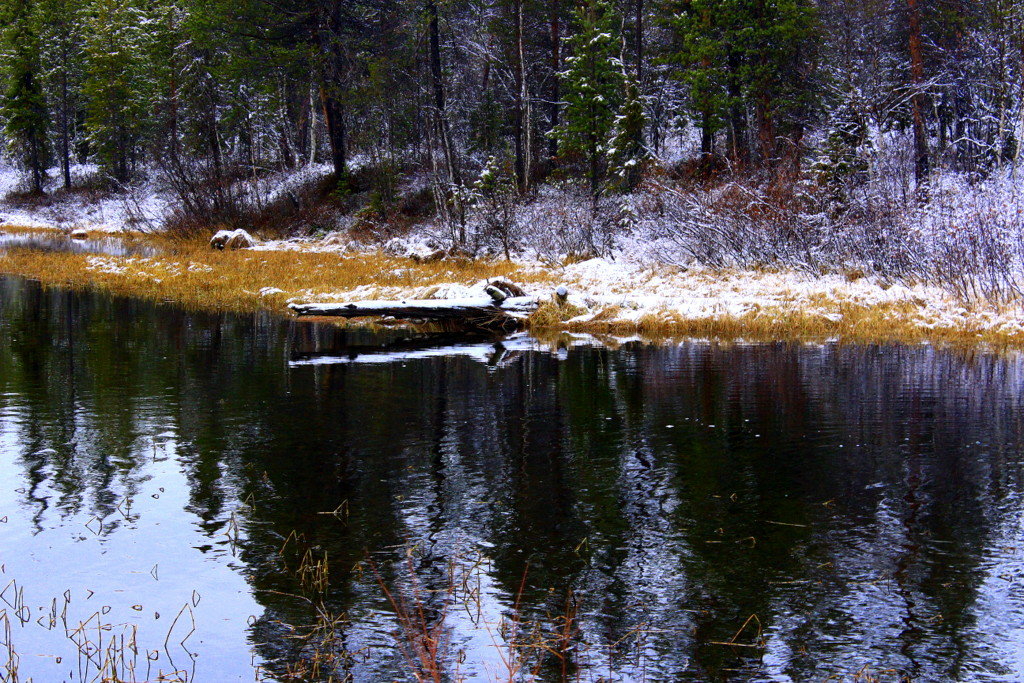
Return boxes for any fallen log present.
[289,295,540,329]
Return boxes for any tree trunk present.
[59,72,72,190]
[322,88,347,177]
[519,0,531,191]
[726,50,748,165]
[320,0,349,178]
[756,93,775,165]
[634,0,644,80]
[427,0,464,240]
[29,135,44,195]
[548,0,561,158]
[513,0,527,190]
[700,111,713,157]
[908,0,929,189]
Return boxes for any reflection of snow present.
[288,332,614,367]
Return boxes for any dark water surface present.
[1,277,1023,682]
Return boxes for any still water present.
[0,277,1023,682]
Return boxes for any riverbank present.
[2,225,1024,346]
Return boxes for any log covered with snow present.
[290,279,548,329]
[289,295,539,328]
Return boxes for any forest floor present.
[3,222,1024,346]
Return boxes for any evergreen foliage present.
[0,0,49,193]
[607,76,649,192]
[552,0,626,197]
[0,0,1017,219]
[81,0,153,181]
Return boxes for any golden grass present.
[0,237,542,316]
[551,301,1024,347]
[527,298,588,327]
[0,225,57,236]
[2,233,1024,347]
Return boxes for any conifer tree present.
[37,0,86,189]
[553,0,625,198]
[82,0,153,181]
[665,0,817,166]
[607,75,648,192]
[741,0,817,167]
[0,0,49,194]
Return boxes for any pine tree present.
[607,74,648,192]
[37,0,86,189]
[664,0,817,166]
[81,0,153,181]
[0,0,49,194]
[553,0,625,198]
[662,0,747,160]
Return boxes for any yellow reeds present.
[3,231,1024,346]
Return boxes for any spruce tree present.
[662,0,730,157]
[741,0,817,167]
[38,0,86,189]
[665,0,817,166]
[607,75,648,192]
[0,0,49,194]
[553,0,625,198]
[82,0,152,181]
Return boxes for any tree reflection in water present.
[0,277,1022,681]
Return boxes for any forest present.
[1,0,1023,301]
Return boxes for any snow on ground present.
[6,160,1024,338]
[0,161,338,234]
[248,235,1024,336]
[549,257,1004,332]
[0,164,167,232]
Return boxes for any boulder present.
[488,278,527,298]
[320,232,348,249]
[448,245,475,259]
[411,249,446,264]
[70,228,89,240]
[211,228,256,250]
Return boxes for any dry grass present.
[0,224,59,234]
[0,236,538,317]
[527,298,588,328]
[552,301,1024,347]
[3,232,1024,346]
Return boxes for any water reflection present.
[0,230,158,257]
[0,277,1022,681]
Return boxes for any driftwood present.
[290,280,549,330]
[290,295,539,329]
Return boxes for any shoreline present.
[3,224,1024,347]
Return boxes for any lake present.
[1,276,1022,681]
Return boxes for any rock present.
[417,250,447,264]
[382,239,407,257]
[70,228,89,240]
[489,278,527,298]
[210,230,233,249]
[320,232,348,248]
[211,228,255,250]
[448,245,475,259]
[226,229,256,249]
